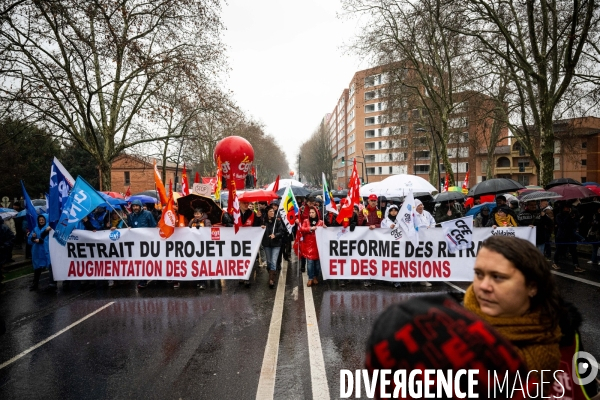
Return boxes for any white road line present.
[256,263,288,400]
[292,286,298,301]
[551,271,600,288]
[444,281,466,293]
[0,301,115,370]
[303,273,331,400]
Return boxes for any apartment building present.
[329,65,507,190]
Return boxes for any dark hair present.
[194,208,204,214]
[496,195,506,201]
[480,236,561,330]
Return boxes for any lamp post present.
[417,127,440,190]
[354,152,369,184]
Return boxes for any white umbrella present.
[359,182,385,197]
[266,179,304,191]
[380,174,437,194]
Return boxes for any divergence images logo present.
[211,228,220,241]
[573,351,598,386]
[109,230,121,241]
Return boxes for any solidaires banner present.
[316,226,536,282]
[49,227,263,281]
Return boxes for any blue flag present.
[20,181,38,232]
[49,157,75,229]
[53,176,105,246]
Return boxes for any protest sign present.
[316,226,536,282]
[50,227,262,281]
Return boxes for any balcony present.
[495,166,534,174]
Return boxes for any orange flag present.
[153,160,168,206]
[158,186,176,239]
[215,156,222,201]
[181,163,190,196]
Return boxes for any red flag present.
[228,179,241,233]
[336,159,360,224]
[125,186,131,197]
[273,175,280,192]
[251,165,257,186]
[181,163,190,196]
[168,179,173,195]
[443,173,449,192]
[158,185,176,239]
[215,157,222,200]
[194,172,200,184]
[153,160,169,206]
[461,170,470,194]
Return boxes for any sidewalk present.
[4,246,31,271]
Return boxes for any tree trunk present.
[99,161,112,191]
[538,120,555,186]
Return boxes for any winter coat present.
[0,221,15,248]
[474,211,491,227]
[127,209,157,228]
[435,204,462,223]
[299,218,324,260]
[84,209,110,231]
[189,215,212,228]
[555,211,579,242]
[380,205,399,229]
[28,214,51,269]
[261,217,286,248]
[517,209,553,246]
[361,206,382,227]
[414,210,436,228]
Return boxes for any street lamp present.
[354,151,369,184]
[416,127,440,190]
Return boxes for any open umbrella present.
[99,192,128,207]
[583,182,600,187]
[0,208,17,220]
[466,202,496,217]
[128,195,158,204]
[517,188,545,197]
[547,184,595,200]
[31,199,46,206]
[434,191,465,203]
[103,191,125,199]
[584,186,600,196]
[332,189,348,198]
[131,190,159,198]
[467,178,524,196]
[276,186,311,197]
[237,190,278,202]
[309,190,324,198]
[16,205,46,217]
[545,178,582,190]
[519,191,563,203]
[380,174,437,194]
[266,179,304,191]
[176,194,223,224]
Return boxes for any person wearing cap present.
[361,194,382,229]
[127,199,157,289]
[413,199,436,229]
[473,204,491,227]
[365,294,535,400]
[552,203,584,273]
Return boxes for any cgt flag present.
[48,157,75,229]
[53,177,106,246]
[181,163,190,196]
[441,216,474,254]
[158,185,176,239]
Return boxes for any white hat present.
[414,199,423,207]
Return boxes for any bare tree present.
[455,0,596,185]
[0,0,226,189]
[298,118,335,186]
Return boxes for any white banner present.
[49,227,263,281]
[441,216,473,254]
[316,226,536,282]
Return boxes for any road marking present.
[0,301,115,370]
[303,273,331,400]
[552,271,600,288]
[292,286,298,301]
[256,263,288,400]
[444,281,466,293]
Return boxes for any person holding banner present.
[413,199,436,229]
[128,200,157,289]
[361,194,382,229]
[435,200,462,223]
[490,207,518,228]
[261,207,286,289]
[300,207,324,287]
[27,214,52,291]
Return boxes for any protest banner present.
[49,227,263,281]
[192,183,212,196]
[316,226,536,282]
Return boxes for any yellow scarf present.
[464,285,561,375]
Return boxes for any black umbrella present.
[31,199,47,206]
[332,189,348,198]
[132,190,159,198]
[176,194,223,224]
[434,191,465,203]
[519,191,563,202]
[545,178,582,190]
[276,186,311,197]
[467,178,524,196]
[309,190,324,198]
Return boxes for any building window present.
[517,175,529,186]
[413,165,430,174]
[496,157,511,168]
[365,130,376,138]
[582,142,587,149]
[365,142,376,150]
[413,151,430,160]
[582,159,587,166]
[554,157,560,170]
[124,171,130,185]
[365,117,376,126]
[582,177,587,183]
[517,160,529,172]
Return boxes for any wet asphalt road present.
[0,256,599,400]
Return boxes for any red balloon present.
[214,136,254,190]
[289,171,295,176]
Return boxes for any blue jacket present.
[127,210,157,228]
[28,214,51,269]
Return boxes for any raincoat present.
[380,205,399,229]
[28,214,51,269]
[299,208,324,260]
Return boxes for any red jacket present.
[361,206,382,227]
[299,218,323,260]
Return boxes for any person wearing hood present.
[83,206,110,231]
[127,200,156,289]
[27,214,52,291]
[413,199,436,229]
[380,204,399,229]
[434,200,462,223]
[474,205,491,227]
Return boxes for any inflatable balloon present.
[289,171,295,177]
[214,136,254,190]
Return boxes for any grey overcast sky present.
[221,0,368,172]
